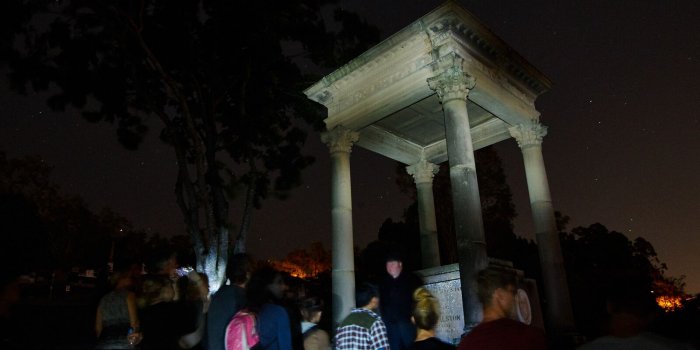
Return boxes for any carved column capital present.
[509,121,548,149]
[406,160,440,185]
[427,54,476,103]
[321,126,359,154]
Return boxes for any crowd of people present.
[334,254,693,350]
[92,251,330,350]
[3,248,692,350]
[334,254,547,350]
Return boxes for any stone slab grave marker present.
[416,260,544,345]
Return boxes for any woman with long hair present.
[244,266,293,350]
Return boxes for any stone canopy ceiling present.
[305,1,552,165]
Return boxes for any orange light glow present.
[656,295,682,312]
[269,260,308,279]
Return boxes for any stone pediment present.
[305,1,550,165]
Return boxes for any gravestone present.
[415,260,544,345]
[416,264,466,345]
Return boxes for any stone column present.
[406,160,441,268]
[509,121,575,333]
[428,54,488,331]
[321,126,359,325]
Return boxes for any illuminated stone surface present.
[306,2,573,330]
[406,160,441,268]
[321,126,359,324]
[416,261,545,343]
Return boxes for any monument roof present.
[305,1,551,165]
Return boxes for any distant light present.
[656,295,682,312]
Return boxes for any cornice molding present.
[426,11,550,96]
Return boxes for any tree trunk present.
[234,181,256,254]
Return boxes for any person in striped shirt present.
[335,283,390,350]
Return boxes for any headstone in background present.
[416,264,465,344]
[415,259,544,345]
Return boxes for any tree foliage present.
[356,215,421,283]
[372,146,686,337]
[0,151,130,270]
[7,0,379,291]
[273,241,331,278]
[0,150,201,275]
[287,241,332,277]
[559,221,687,337]
[387,146,526,266]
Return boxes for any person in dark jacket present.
[139,276,195,350]
[379,253,422,350]
[245,266,292,350]
[206,254,251,350]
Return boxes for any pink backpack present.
[225,309,260,350]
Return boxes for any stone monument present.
[415,259,545,344]
[306,2,574,332]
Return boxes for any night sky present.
[1,1,698,293]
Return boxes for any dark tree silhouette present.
[559,222,687,338]
[7,0,379,291]
[0,192,50,272]
[0,151,138,270]
[372,147,687,339]
[384,146,530,267]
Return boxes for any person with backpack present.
[298,296,329,350]
[226,266,292,350]
[225,308,259,350]
[210,254,252,350]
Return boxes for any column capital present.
[509,121,548,149]
[321,126,359,154]
[427,54,476,103]
[406,160,440,185]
